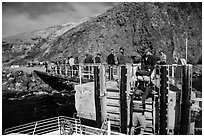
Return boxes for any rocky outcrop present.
[2,22,84,65]
[2,2,202,65]
[2,69,75,99]
[54,2,201,64]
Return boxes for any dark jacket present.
[84,55,94,63]
[107,53,115,65]
[95,57,101,63]
[145,54,160,70]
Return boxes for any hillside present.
[2,2,202,65]
[2,20,86,65]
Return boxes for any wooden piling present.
[159,66,168,135]
[94,66,102,128]
[179,65,191,134]
[120,65,127,134]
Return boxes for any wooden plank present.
[106,92,120,97]
[106,103,120,107]
[106,98,119,104]
[106,106,120,113]
[107,113,120,119]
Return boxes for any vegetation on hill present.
[2,2,202,65]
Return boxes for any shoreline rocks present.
[2,68,74,99]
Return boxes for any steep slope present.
[41,2,202,64]
[2,20,86,65]
[2,2,202,65]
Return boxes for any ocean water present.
[2,93,76,133]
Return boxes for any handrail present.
[4,128,34,135]
[48,63,192,85]
[4,116,69,135]
[35,121,57,129]
[5,116,58,132]
[37,129,58,135]
[4,116,124,135]
[34,125,58,134]
[4,121,36,132]
[4,124,35,134]
[36,118,58,125]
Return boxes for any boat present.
[3,63,201,135]
[3,115,123,135]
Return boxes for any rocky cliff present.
[2,2,202,65]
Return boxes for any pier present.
[42,63,196,135]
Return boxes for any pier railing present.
[3,116,78,135]
[49,63,142,84]
[3,116,123,135]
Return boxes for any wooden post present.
[120,65,127,134]
[55,66,57,74]
[79,65,82,85]
[65,65,68,76]
[100,65,106,124]
[94,66,101,128]
[59,66,62,75]
[159,66,168,135]
[87,65,90,79]
[172,65,175,85]
[126,64,131,134]
[179,65,191,134]
[154,66,160,135]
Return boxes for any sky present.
[2,2,118,38]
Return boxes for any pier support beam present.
[159,66,168,135]
[94,66,101,128]
[120,66,127,134]
[179,65,191,134]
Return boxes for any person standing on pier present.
[117,47,127,65]
[84,54,94,78]
[69,56,75,67]
[107,49,116,80]
[143,49,160,71]
[158,50,167,64]
[95,53,101,63]
[69,56,75,77]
